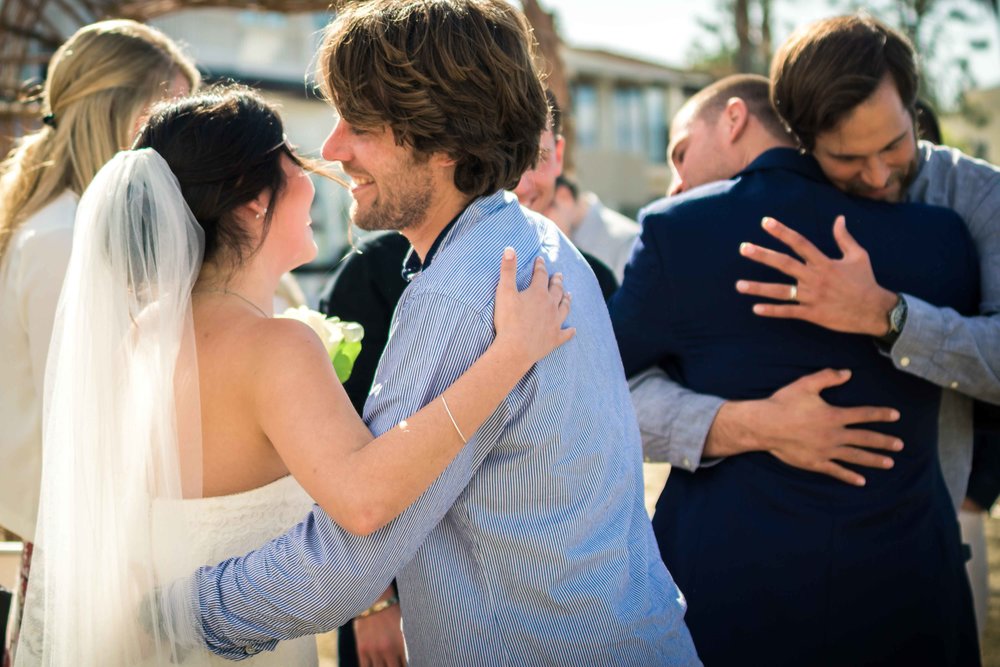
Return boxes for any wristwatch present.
[877,294,908,347]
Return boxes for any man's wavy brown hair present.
[317,0,548,199]
[770,14,919,151]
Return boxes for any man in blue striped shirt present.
[188,2,699,663]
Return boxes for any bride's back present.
[192,298,291,497]
[128,87,319,499]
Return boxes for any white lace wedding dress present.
[150,475,319,666]
[16,476,319,666]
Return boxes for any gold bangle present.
[440,395,468,444]
[355,594,399,619]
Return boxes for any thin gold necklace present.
[194,289,269,318]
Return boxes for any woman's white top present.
[0,191,77,540]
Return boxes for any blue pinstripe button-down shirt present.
[193,191,700,666]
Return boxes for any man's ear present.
[723,97,750,143]
[554,135,566,172]
[431,151,458,168]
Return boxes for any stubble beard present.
[351,169,435,233]
[845,143,920,203]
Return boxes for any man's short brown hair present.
[683,74,788,141]
[770,14,919,151]
[318,0,548,199]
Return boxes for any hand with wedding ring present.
[735,215,898,336]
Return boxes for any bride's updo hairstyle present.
[133,85,303,265]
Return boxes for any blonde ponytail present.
[0,19,199,260]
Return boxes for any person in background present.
[0,20,199,663]
[629,14,1000,512]
[611,72,980,665]
[545,174,625,293]
[515,91,638,283]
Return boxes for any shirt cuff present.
[195,564,280,659]
[629,369,724,471]
[885,294,956,386]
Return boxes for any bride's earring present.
[255,207,268,221]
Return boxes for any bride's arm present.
[255,249,573,535]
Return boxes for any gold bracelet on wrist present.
[355,594,399,619]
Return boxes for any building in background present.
[562,46,711,218]
[150,10,714,298]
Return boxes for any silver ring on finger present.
[789,284,798,301]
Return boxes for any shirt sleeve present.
[627,367,724,471]
[190,291,507,658]
[894,148,1000,405]
[887,296,1000,404]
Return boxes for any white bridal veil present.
[17,149,205,665]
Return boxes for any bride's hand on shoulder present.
[493,247,575,369]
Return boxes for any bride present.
[17,86,573,666]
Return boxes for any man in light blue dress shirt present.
[184,2,699,664]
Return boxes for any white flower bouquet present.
[278,306,365,383]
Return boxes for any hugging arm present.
[261,252,572,536]
[613,215,900,486]
[186,254,563,658]
[627,368,723,471]
[739,215,1000,404]
[629,366,901,486]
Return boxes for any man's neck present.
[403,189,472,260]
[738,132,795,172]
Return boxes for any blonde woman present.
[0,19,198,660]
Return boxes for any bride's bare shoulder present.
[196,310,331,379]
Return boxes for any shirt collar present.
[738,147,832,186]
[401,208,466,282]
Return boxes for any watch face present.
[890,300,907,333]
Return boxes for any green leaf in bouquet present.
[331,340,363,384]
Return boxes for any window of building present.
[614,85,643,154]
[645,87,667,163]
[573,82,599,149]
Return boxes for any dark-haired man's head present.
[135,85,316,267]
[317,0,547,233]
[668,74,792,194]
[771,14,920,202]
[514,90,566,213]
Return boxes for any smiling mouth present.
[349,175,374,193]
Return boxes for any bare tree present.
[688,0,775,76]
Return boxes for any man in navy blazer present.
[609,74,980,665]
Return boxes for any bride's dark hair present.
[133,84,311,264]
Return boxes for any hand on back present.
[492,248,575,370]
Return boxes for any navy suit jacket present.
[610,148,980,666]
